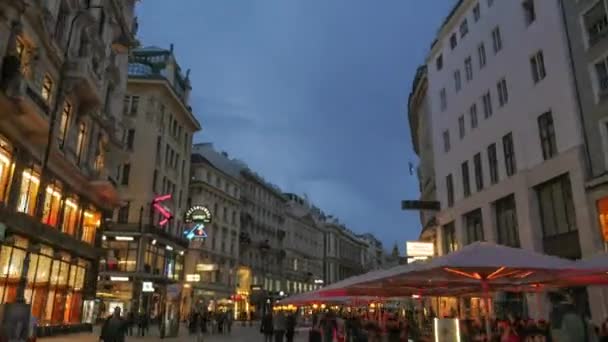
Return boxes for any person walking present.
[273,310,287,342]
[261,312,274,342]
[100,307,128,342]
[285,313,296,342]
[549,292,588,342]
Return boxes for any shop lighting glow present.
[152,239,157,245]
[110,276,129,282]
[23,170,40,184]
[0,152,10,165]
[165,245,173,251]
[115,236,134,241]
[65,199,78,209]
[45,187,62,199]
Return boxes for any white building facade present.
[426,0,600,319]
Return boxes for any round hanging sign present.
[184,205,212,224]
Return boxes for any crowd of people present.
[187,309,234,336]
[260,310,298,342]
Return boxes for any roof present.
[191,143,245,180]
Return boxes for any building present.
[322,218,368,284]
[98,45,200,334]
[407,66,441,255]
[422,0,595,319]
[183,143,242,316]
[283,193,324,294]
[0,0,135,334]
[237,169,287,314]
[357,233,385,271]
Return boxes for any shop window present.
[0,245,26,303]
[81,210,100,244]
[106,241,137,272]
[17,169,40,216]
[0,139,14,203]
[598,198,608,243]
[41,184,62,227]
[61,197,80,237]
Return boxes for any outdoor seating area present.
[279,242,608,341]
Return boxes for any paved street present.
[39,324,309,342]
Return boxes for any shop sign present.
[152,194,173,227]
[196,263,218,272]
[186,274,201,282]
[110,276,129,282]
[142,281,154,292]
[406,241,434,257]
[183,205,212,241]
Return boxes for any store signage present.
[110,276,129,282]
[314,279,324,284]
[406,241,434,257]
[153,194,173,226]
[186,274,201,282]
[196,263,218,272]
[183,205,212,241]
[142,282,154,292]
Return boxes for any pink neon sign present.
[153,194,173,227]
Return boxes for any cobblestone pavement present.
[39,324,309,341]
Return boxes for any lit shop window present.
[61,197,80,237]
[0,139,14,203]
[81,210,100,244]
[598,198,608,242]
[41,184,62,227]
[17,169,40,215]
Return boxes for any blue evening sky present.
[137,1,455,252]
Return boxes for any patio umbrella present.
[349,242,581,337]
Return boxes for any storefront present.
[0,235,91,325]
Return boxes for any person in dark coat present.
[137,312,149,337]
[261,312,274,342]
[285,313,297,342]
[100,307,128,342]
[309,314,322,342]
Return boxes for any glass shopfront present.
[0,236,90,325]
[17,168,40,215]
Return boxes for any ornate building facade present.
[0,0,136,335]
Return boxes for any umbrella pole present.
[482,281,492,338]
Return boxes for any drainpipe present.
[558,0,593,178]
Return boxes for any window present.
[443,130,451,153]
[126,129,135,150]
[123,96,139,116]
[17,169,40,216]
[523,0,536,25]
[76,122,87,161]
[61,197,79,236]
[446,174,454,208]
[464,209,484,244]
[482,91,493,118]
[530,50,546,83]
[488,143,499,184]
[440,88,447,111]
[462,161,471,198]
[460,19,469,38]
[492,27,502,53]
[584,1,608,46]
[538,111,557,160]
[58,102,72,147]
[121,163,130,185]
[497,78,509,107]
[465,57,473,81]
[443,222,457,253]
[495,195,520,247]
[436,54,443,70]
[152,170,158,192]
[470,103,478,128]
[454,70,462,92]
[41,184,62,227]
[473,3,481,22]
[458,115,465,139]
[41,75,53,104]
[474,153,484,191]
[503,133,516,176]
[82,210,100,244]
[450,33,457,49]
[536,175,576,237]
[477,43,487,68]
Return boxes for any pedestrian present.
[309,315,322,342]
[274,310,287,342]
[126,311,134,336]
[549,292,588,342]
[189,310,200,335]
[138,312,149,337]
[285,312,296,342]
[261,312,274,342]
[100,307,128,342]
[227,310,234,334]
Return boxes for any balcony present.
[65,57,103,108]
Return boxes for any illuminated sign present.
[406,241,434,257]
[186,274,201,282]
[196,264,218,272]
[153,194,173,226]
[110,276,129,282]
[142,282,154,292]
[183,205,212,240]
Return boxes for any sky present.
[137,0,455,252]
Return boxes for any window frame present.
[482,91,493,118]
[465,57,473,81]
[488,143,499,184]
[497,78,509,107]
[531,50,547,83]
[494,194,520,247]
[462,161,471,198]
[446,174,454,208]
[470,103,478,129]
[492,26,503,53]
[538,111,557,160]
[478,43,487,69]
[503,133,517,176]
[474,152,484,191]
